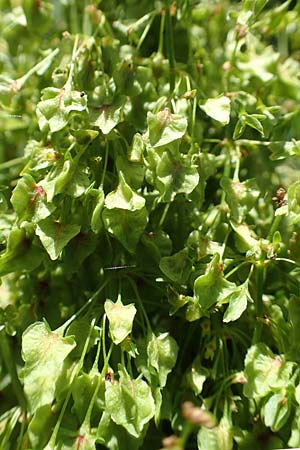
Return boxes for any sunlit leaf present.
[21,321,76,412]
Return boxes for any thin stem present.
[101,342,114,376]
[0,332,27,411]
[165,4,175,93]
[267,215,282,242]
[70,0,79,34]
[225,261,251,279]
[137,13,156,51]
[65,34,79,90]
[48,319,96,448]
[58,279,109,334]
[252,263,265,344]
[126,276,152,332]
[158,8,166,54]
[233,146,241,182]
[101,140,109,188]
[0,156,24,170]
[190,95,197,149]
[102,314,107,363]
[158,202,170,228]
[15,49,59,91]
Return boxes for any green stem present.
[252,263,265,344]
[267,215,282,241]
[158,8,166,54]
[15,49,59,91]
[0,156,24,170]
[100,140,109,188]
[48,319,96,448]
[158,202,170,228]
[0,407,21,450]
[137,13,156,50]
[58,279,109,335]
[165,4,175,93]
[127,277,152,332]
[70,0,79,34]
[65,34,79,90]
[225,261,250,279]
[0,332,27,411]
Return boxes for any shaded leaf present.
[102,207,148,253]
[159,248,192,284]
[194,254,236,311]
[36,218,80,260]
[105,368,155,437]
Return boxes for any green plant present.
[1,1,300,449]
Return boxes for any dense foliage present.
[1,0,300,448]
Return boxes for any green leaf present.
[220,177,260,223]
[186,356,209,395]
[36,87,87,133]
[289,411,300,448]
[262,392,291,432]
[105,368,155,437]
[243,113,265,136]
[159,248,193,284]
[55,428,97,450]
[223,281,252,323]
[200,95,231,125]
[230,222,259,252]
[21,321,76,412]
[155,151,199,202]
[147,109,187,148]
[92,98,124,135]
[11,174,55,223]
[104,298,136,345]
[116,156,145,191]
[36,218,80,260]
[105,174,145,211]
[40,159,75,202]
[288,180,300,223]
[0,229,44,276]
[197,416,233,450]
[194,254,236,311]
[102,207,148,253]
[72,372,102,424]
[269,140,300,160]
[243,343,295,400]
[147,332,178,388]
[97,411,145,450]
[27,404,56,449]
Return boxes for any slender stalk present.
[158,202,170,228]
[0,332,26,411]
[126,277,152,332]
[14,49,59,91]
[158,8,166,55]
[267,215,282,242]
[165,3,175,93]
[137,13,156,51]
[65,34,79,90]
[252,263,265,344]
[48,319,96,448]
[0,156,24,170]
[100,140,109,188]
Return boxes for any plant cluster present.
[1,0,300,449]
